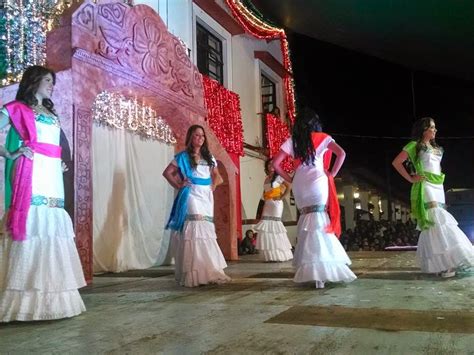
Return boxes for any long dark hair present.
[185,124,215,169]
[265,158,279,185]
[16,65,56,114]
[411,117,441,160]
[292,106,323,165]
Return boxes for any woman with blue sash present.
[393,117,473,278]
[163,125,230,287]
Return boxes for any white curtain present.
[92,124,175,273]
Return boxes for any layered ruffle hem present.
[255,219,293,262]
[171,220,230,287]
[417,207,474,273]
[293,211,356,284]
[0,206,86,322]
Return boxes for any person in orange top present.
[254,159,293,262]
[273,107,356,288]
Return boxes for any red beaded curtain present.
[224,0,296,124]
[202,76,244,156]
[266,113,293,172]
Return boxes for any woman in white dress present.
[163,125,230,287]
[0,66,86,322]
[254,159,293,262]
[392,117,473,277]
[273,107,356,288]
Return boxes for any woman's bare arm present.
[162,163,185,189]
[272,150,293,183]
[392,150,424,183]
[279,181,291,199]
[211,165,223,191]
[0,109,33,160]
[327,140,346,177]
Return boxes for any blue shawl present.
[165,151,212,231]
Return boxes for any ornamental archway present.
[45,0,238,282]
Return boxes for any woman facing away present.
[0,65,86,322]
[392,117,473,277]
[163,125,230,287]
[254,159,293,262]
[273,107,356,288]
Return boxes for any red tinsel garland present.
[266,113,293,172]
[224,0,296,124]
[203,76,244,156]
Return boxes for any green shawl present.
[4,127,22,210]
[403,141,445,230]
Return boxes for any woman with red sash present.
[0,66,86,321]
[273,107,356,288]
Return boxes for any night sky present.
[288,32,474,197]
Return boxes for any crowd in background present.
[339,220,420,251]
[240,219,420,254]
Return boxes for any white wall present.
[239,155,265,219]
[231,35,289,219]
[134,0,159,13]
[192,3,233,88]
[231,35,286,145]
[135,0,193,51]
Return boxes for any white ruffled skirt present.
[293,211,356,283]
[171,219,230,287]
[171,184,230,287]
[255,200,293,262]
[416,207,474,273]
[0,206,86,322]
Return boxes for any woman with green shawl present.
[392,117,473,278]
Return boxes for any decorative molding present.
[132,17,170,76]
[193,0,244,35]
[254,51,291,79]
[74,107,93,284]
[73,1,204,103]
[97,2,128,28]
[73,48,207,117]
[74,3,96,34]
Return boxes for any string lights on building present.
[266,113,293,172]
[92,91,177,145]
[0,0,79,86]
[203,76,244,156]
[224,0,296,124]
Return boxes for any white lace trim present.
[0,289,85,322]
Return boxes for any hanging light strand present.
[224,0,296,124]
[92,91,177,145]
[0,0,79,86]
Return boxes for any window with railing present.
[261,74,277,147]
[196,23,224,84]
[261,74,276,114]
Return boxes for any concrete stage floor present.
[1,251,473,354]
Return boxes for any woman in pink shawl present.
[0,66,86,322]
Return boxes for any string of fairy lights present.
[92,91,177,144]
[225,0,296,124]
[0,0,79,86]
